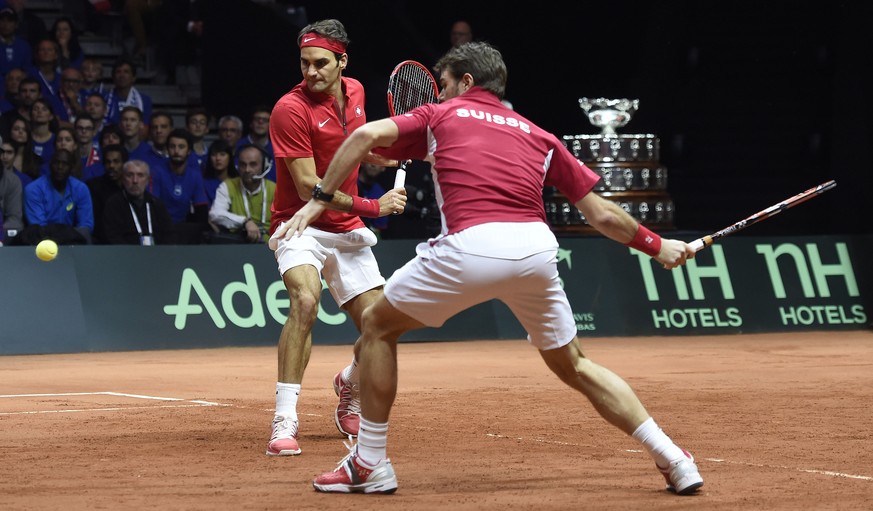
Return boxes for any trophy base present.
[562,134,660,163]
[544,189,676,235]
[587,162,668,192]
[555,129,676,236]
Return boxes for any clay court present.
[2,331,871,510]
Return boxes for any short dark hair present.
[185,106,208,123]
[120,105,143,121]
[102,143,128,161]
[74,114,96,127]
[237,143,267,172]
[435,41,507,100]
[150,111,174,126]
[112,57,136,76]
[167,128,192,147]
[99,123,123,147]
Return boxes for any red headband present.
[299,32,347,54]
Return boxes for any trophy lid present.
[579,97,640,135]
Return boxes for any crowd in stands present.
[0,1,400,247]
[0,1,285,246]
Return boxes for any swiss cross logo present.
[355,106,363,117]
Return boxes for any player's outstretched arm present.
[575,193,694,269]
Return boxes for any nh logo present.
[634,242,858,301]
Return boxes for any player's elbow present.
[349,124,381,148]
[355,119,398,149]
[586,208,624,233]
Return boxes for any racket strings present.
[389,65,438,115]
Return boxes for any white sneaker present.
[313,444,398,494]
[657,449,703,495]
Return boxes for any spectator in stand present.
[22,147,92,244]
[0,67,26,113]
[51,16,84,70]
[73,115,101,180]
[105,57,152,126]
[26,39,63,110]
[1,139,31,188]
[29,97,57,164]
[0,6,31,79]
[236,105,274,181]
[7,0,47,49]
[185,106,209,168]
[98,122,122,151]
[0,74,39,138]
[149,128,208,243]
[201,139,235,206]
[0,142,24,242]
[80,57,109,99]
[84,90,109,134]
[87,143,127,244]
[103,159,174,245]
[119,105,151,164]
[145,110,173,165]
[207,144,274,244]
[217,114,243,152]
[38,125,82,179]
[57,65,84,124]
[449,20,473,48]
[9,117,40,182]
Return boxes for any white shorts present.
[384,222,577,350]
[273,227,386,307]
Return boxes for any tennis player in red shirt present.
[265,18,406,457]
[281,41,702,496]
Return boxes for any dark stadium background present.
[201,1,871,237]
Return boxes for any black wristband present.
[311,183,335,202]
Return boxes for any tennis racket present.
[689,180,837,252]
[386,60,439,189]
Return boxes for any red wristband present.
[625,225,662,257]
[349,195,381,218]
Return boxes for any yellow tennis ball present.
[35,239,58,262]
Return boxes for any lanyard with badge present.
[128,201,154,246]
[242,180,267,236]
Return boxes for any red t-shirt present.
[269,77,367,234]
[377,87,600,236]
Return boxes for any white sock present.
[275,382,300,422]
[632,417,685,468]
[342,358,359,385]
[356,416,388,467]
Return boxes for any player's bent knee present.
[540,345,581,385]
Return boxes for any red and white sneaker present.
[313,444,397,494]
[333,371,360,437]
[266,416,301,456]
[656,449,704,495]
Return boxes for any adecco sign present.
[1,235,870,355]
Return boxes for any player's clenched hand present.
[283,199,327,239]
[655,238,696,270]
[378,188,408,217]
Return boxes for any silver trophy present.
[578,97,640,135]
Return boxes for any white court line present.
[0,391,227,416]
[485,433,872,483]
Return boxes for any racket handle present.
[394,168,406,188]
[689,235,712,253]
